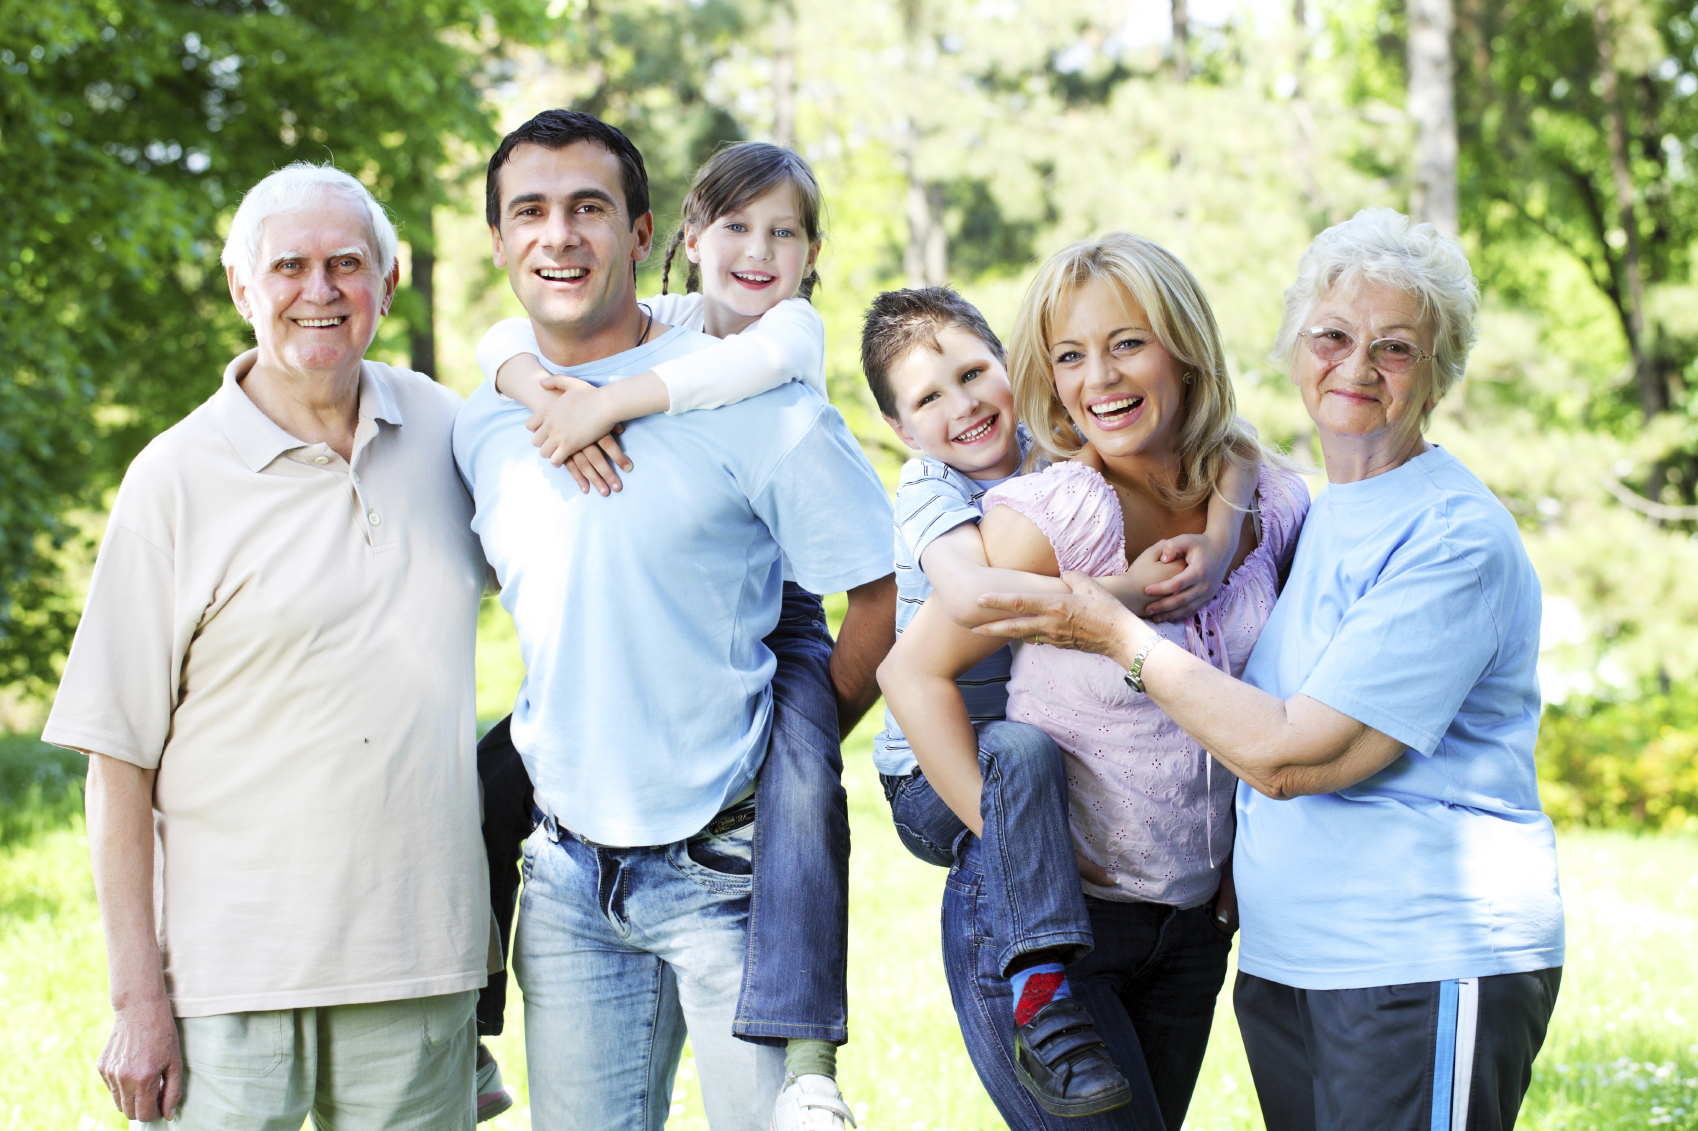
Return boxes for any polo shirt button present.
[313,455,329,465]
[368,512,382,526]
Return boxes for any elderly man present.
[454,110,895,1130]
[46,163,491,1129]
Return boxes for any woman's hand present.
[974,570,1156,664]
[99,994,183,1121]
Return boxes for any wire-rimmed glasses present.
[1299,326,1433,373]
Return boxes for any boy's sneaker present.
[769,1073,857,1131]
[1013,997,1132,1117]
[475,1041,515,1123]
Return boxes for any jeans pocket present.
[180,1011,288,1078]
[673,801,755,894]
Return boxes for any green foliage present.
[0,0,543,686]
[1538,692,1698,833]
[0,733,84,848]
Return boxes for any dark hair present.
[485,109,649,229]
[660,142,824,301]
[860,287,1006,418]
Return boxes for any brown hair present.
[660,142,824,300]
[1007,232,1259,509]
[859,287,1006,418]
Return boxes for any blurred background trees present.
[5,0,1698,826]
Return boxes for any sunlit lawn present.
[6,609,1698,1131]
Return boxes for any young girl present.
[473,142,860,1131]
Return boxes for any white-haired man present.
[46,162,492,1129]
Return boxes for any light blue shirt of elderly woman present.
[1235,445,1565,990]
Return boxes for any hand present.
[1141,532,1231,622]
[973,571,1150,662]
[1075,850,1113,887]
[562,427,632,497]
[528,376,627,464]
[98,995,183,1122]
[1210,857,1239,938]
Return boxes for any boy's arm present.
[652,297,826,412]
[1141,450,1260,621]
[829,573,897,738]
[876,599,1006,833]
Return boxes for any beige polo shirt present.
[45,354,491,1018]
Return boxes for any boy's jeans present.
[880,719,1094,975]
[514,800,786,1131]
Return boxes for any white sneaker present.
[769,1073,857,1131]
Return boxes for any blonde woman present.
[881,232,1308,1130]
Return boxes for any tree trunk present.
[408,207,436,380]
[1407,0,1459,236]
[1594,2,1662,419]
[772,0,796,147]
[1170,0,1189,83]
[901,0,947,286]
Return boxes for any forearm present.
[85,755,167,1009]
[494,358,557,412]
[829,574,897,737]
[883,670,985,835]
[936,565,1074,628]
[599,371,671,421]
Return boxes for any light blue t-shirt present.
[453,325,894,847]
[872,453,1020,777]
[1236,446,1565,990]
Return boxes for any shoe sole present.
[1014,1060,1133,1118]
[477,1088,515,1123]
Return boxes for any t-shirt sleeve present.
[983,464,1125,576]
[641,290,703,328]
[41,519,180,769]
[751,404,895,595]
[1298,541,1499,757]
[474,318,543,394]
[653,298,827,413]
[894,464,981,569]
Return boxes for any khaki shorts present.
[134,990,477,1131]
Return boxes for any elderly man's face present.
[228,197,396,376]
[491,141,654,339]
[1296,284,1434,453]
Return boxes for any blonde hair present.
[1007,232,1258,510]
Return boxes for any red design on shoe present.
[1014,971,1067,1027]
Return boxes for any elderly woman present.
[44,163,490,1129]
[882,232,1309,1130]
[978,209,1565,1131]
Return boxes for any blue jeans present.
[738,583,849,1044]
[943,841,1232,1131]
[514,799,787,1131]
[881,719,1095,976]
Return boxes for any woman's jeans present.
[475,583,849,1046]
[943,842,1232,1131]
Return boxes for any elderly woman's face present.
[1049,279,1189,463]
[1296,284,1433,451]
[231,196,395,376]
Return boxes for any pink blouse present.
[984,461,1309,908]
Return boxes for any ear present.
[490,224,507,269]
[380,258,400,317]
[227,263,253,324]
[683,220,702,265]
[883,414,922,452]
[804,239,821,277]
[631,211,656,264]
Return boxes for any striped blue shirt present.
[872,448,1023,776]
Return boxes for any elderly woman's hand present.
[974,571,1156,664]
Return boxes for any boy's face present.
[883,325,1022,479]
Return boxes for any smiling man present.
[47,163,491,1129]
[453,111,895,1130]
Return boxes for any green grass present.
[6,719,1697,1129]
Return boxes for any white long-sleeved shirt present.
[473,292,827,412]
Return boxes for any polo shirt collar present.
[212,351,404,473]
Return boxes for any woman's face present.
[1296,283,1434,455]
[1049,278,1189,464]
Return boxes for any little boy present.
[860,287,1248,1118]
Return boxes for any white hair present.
[221,161,398,285]
[1274,207,1479,418]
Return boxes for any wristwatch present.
[1122,636,1164,694]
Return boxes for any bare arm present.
[972,573,1407,797]
[85,753,182,1122]
[830,573,897,738]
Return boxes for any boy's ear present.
[883,414,923,452]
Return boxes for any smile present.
[293,317,346,328]
[536,267,589,280]
[952,415,999,444]
[732,271,775,286]
[1089,396,1143,420]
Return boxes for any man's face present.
[490,141,654,336]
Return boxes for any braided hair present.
[660,142,824,301]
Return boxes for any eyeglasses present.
[1299,326,1433,374]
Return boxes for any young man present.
[454,110,895,1131]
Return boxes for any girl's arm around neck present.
[651,296,826,413]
